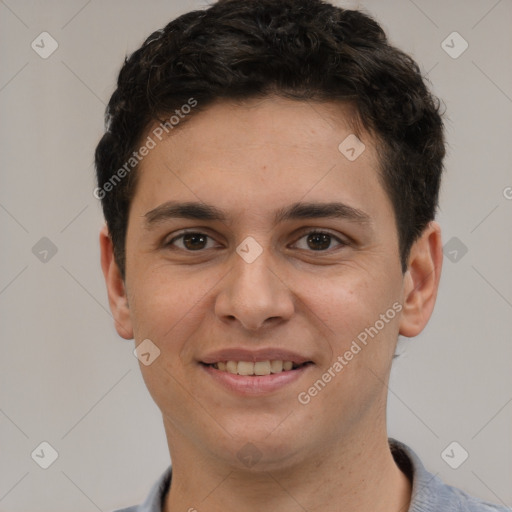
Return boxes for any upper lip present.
[201,348,313,365]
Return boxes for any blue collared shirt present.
[112,439,510,511]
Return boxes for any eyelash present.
[164,229,349,253]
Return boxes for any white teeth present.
[254,361,271,376]
[226,361,238,374]
[237,361,254,375]
[270,360,283,373]
[212,360,299,375]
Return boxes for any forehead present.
[162,97,365,157]
[130,97,391,225]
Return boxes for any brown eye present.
[293,230,347,252]
[182,233,208,250]
[166,232,216,251]
[306,232,332,251]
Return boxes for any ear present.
[99,224,134,340]
[399,221,443,338]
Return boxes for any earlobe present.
[398,221,443,338]
[99,225,134,340]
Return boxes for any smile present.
[201,361,314,395]
[206,360,311,376]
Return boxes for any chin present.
[209,427,310,472]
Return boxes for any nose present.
[214,247,295,332]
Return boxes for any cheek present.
[128,267,219,415]
[294,271,402,426]
[297,267,398,341]
[293,262,404,395]
[128,264,219,346]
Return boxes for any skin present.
[100,97,443,512]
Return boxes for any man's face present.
[119,97,409,467]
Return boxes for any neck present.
[163,428,411,512]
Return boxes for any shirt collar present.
[389,438,461,511]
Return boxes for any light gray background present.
[1,0,511,510]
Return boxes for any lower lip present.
[201,364,312,395]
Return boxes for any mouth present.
[199,348,315,394]
[199,358,314,395]
[201,360,313,376]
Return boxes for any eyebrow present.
[143,200,371,230]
